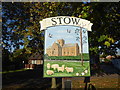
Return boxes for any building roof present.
[63,43,77,47]
[28,52,43,60]
[56,43,61,48]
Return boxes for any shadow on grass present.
[91,62,120,77]
[2,65,62,89]
[84,77,96,90]
[2,65,49,89]
[2,63,120,89]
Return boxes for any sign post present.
[51,78,57,88]
[62,78,65,88]
[62,77,71,89]
[39,16,93,89]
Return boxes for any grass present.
[45,53,90,60]
[44,60,91,77]
[72,75,119,88]
[1,69,28,74]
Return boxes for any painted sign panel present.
[40,16,93,77]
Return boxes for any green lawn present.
[1,69,28,74]
[45,53,90,60]
[44,60,91,77]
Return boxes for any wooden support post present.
[51,78,57,88]
[62,78,65,88]
[84,77,90,90]
[62,78,71,90]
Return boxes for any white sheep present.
[51,64,59,70]
[65,67,74,73]
[47,63,50,69]
[81,72,85,76]
[57,65,65,72]
[76,73,79,76]
[84,70,88,73]
[46,70,54,75]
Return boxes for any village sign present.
[40,16,93,77]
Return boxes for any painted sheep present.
[76,73,79,76]
[57,65,65,72]
[46,70,54,75]
[51,64,59,70]
[47,63,50,69]
[65,67,74,73]
[84,70,88,73]
[81,72,85,76]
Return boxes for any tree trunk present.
[94,54,100,64]
[90,52,100,64]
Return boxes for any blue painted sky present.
[44,25,89,54]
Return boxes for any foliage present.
[2,2,120,66]
[2,48,11,66]
[104,59,111,63]
[88,3,120,57]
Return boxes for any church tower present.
[57,39,65,47]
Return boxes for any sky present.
[44,25,89,54]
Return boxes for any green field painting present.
[44,60,90,77]
[44,53,89,60]
[44,25,91,77]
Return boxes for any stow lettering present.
[51,17,81,25]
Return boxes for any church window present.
[52,51,54,54]
[68,52,69,55]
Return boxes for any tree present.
[2,2,120,65]
[87,3,120,63]
[2,2,120,87]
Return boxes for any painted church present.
[46,39,80,56]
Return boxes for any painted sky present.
[44,25,89,54]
